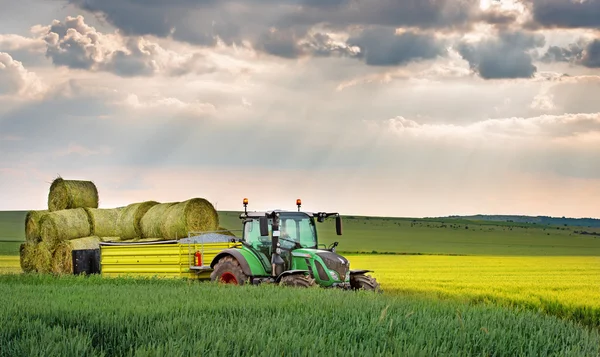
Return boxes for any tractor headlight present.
[329,270,339,281]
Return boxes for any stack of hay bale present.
[20,177,228,275]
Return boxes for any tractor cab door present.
[243,219,273,273]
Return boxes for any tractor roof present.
[240,210,339,219]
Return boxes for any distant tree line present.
[442,215,600,228]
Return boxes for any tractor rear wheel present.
[350,273,382,292]
[279,274,316,288]
[210,256,248,285]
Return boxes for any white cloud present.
[39,15,218,77]
[381,112,600,142]
[0,34,45,54]
[0,52,46,98]
[119,94,217,118]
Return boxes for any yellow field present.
[348,255,600,327]
[0,256,20,274]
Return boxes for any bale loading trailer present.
[76,199,380,291]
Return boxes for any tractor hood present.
[292,249,350,282]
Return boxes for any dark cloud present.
[347,28,446,66]
[67,0,482,61]
[475,10,518,26]
[457,31,545,79]
[531,0,600,28]
[540,39,600,68]
[582,40,600,68]
[541,44,583,64]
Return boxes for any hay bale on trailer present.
[140,202,178,238]
[52,236,103,274]
[25,210,48,243]
[47,178,99,212]
[85,207,123,238]
[161,198,219,239]
[116,201,159,240]
[19,242,36,273]
[39,208,92,247]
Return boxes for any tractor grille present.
[316,252,349,281]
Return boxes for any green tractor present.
[209,198,380,291]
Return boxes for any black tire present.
[350,273,382,292]
[210,256,248,285]
[279,273,316,288]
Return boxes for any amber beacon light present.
[243,198,249,214]
[296,198,301,211]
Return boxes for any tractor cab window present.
[280,214,317,249]
[244,219,272,247]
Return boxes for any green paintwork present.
[290,248,349,287]
[236,245,270,277]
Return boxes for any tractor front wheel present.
[350,273,382,292]
[210,256,248,285]
[279,274,316,288]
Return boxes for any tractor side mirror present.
[336,216,342,236]
[259,216,269,237]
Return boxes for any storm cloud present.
[347,28,446,66]
[457,31,545,79]
[530,0,600,28]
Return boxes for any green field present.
[1,274,598,357]
[2,210,600,355]
[219,211,600,256]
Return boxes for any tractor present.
[208,198,380,291]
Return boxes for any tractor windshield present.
[243,212,318,249]
[279,212,318,249]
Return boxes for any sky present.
[0,0,599,218]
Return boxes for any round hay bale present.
[33,241,53,274]
[52,236,103,275]
[161,198,219,239]
[85,207,123,237]
[140,202,178,238]
[48,177,99,212]
[117,201,159,239]
[39,208,92,247]
[25,210,48,243]
[19,242,36,273]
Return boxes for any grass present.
[348,255,600,329]
[0,274,598,357]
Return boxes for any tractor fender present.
[211,249,252,276]
[275,270,310,283]
[350,269,373,275]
